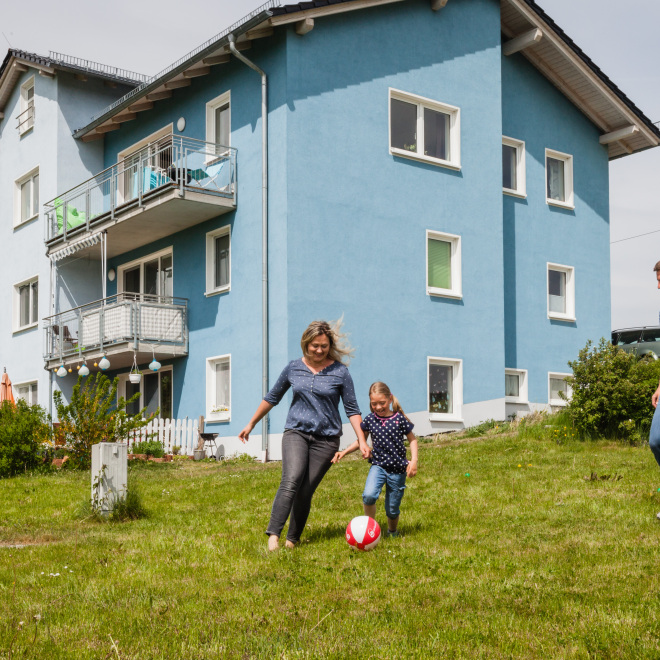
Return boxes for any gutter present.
[227,34,270,463]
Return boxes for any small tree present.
[0,400,50,478]
[565,338,660,442]
[53,373,157,468]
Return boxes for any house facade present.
[2,0,658,460]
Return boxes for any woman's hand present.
[406,459,418,477]
[238,424,253,444]
[331,451,343,464]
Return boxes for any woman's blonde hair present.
[300,317,354,365]
[368,381,409,420]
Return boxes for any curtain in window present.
[428,239,451,290]
[424,108,449,161]
[215,104,230,147]
[547,157,565,201]
[215,235,230,288]
[31,281,38,325]
[215,360,230,409]
[32,174,39,216]
[550,378,566,401]
[143,373,159,417]
[548,269,566,313]
[429,363,452,414]
[19,284,30,327]
[505,374,520,398]
[21,180,31,221]
[390,99,417,152]
[502,145,517,190]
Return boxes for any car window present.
[641,329,660,342]
[616,330,643,345]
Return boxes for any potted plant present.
[129,354,142,384]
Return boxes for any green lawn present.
[2,434,660,659]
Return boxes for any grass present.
[2,432,660,659]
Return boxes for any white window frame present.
[545,148,574,209]
[205,225,231,296]
[505,368,528,404]
[19,76,35,135]
[117,246,173,297]
[426,230,462,299]
[428,356,463,422]
[502,136,526,198]
[548,372,572,407]
[206,354,231,422]
[15,381,38,406]
[118,366,174,418]
[389,88,461,171]
[13,275,39,333]
[547,262,575,322]
[206,91,231,161]
[14,165,40,227]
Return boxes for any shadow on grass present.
[302,519,425,543]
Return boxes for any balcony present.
[44,293,188,371]
[44,135,236,259]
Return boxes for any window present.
[548,372,571,406]
[427,230,461,299]
[15,381,38,406]
[206,355,231,422]
[502,137,526,197]
[15,167,39,226]
[121,367,173,419]
[206,91,231,155]
[505,369,528,404]
[428,357,463,421]
[547,263,575,321]
[545,149,574,208]
[389,88,460,170]
[13,276,38,332]
[205,226,231,296]
[18,77,34,134]
[118,247,173,300]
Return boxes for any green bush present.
[0,400,50,478]
[565,338,660,442]
[132,439,165,458]
[54,373,157,469]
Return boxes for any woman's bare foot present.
[268,535,280,552]
[284,539,296,549]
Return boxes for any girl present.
[332,382,418,537]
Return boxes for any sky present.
[3,0,659,330]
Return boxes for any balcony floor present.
[46,186,235,259]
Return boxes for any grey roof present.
[0,49,148,85]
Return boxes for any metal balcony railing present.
[17,103,34,134]
[44,293,188,364]
[44,134,237,244]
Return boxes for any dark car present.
[611,327,660,359]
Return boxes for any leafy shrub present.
[53,373,157,469]
[0,400,50,478]
[132,439,165,458]
[565,338,660,442]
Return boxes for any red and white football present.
[345,516,381,551]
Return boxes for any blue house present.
[5,0,660,460]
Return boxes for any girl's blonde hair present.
[368,381,409,420]
[300,317,354,365]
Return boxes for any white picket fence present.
[126,418,200,455]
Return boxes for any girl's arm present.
[238,400,274,443]
[331,439,360,463]
[406,432,418,477]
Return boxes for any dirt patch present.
[0,534,60,548]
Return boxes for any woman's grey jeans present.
[266,429,340,543]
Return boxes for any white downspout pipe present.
[228,34,269,462]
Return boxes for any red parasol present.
[0,368,15,405]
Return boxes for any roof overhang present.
[502,0,660,159]
[72,0,660,160]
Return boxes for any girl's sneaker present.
[386,530,399,538]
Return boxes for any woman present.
[239,320,369,551]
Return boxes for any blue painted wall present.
[501,50,610,404]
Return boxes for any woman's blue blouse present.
[264,359,361,437]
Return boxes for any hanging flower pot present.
[129,353,142,384]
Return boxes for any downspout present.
[228,34,269,462]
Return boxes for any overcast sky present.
[3,0,659,330]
